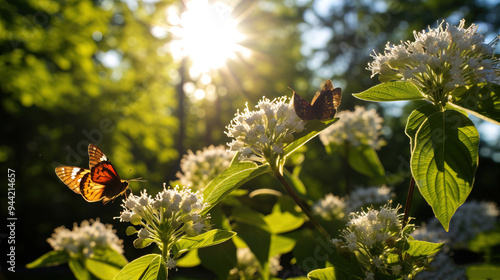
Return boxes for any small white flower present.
[320,106,385,150]
[225,96,306,163]
[166,258,177,270]
[364,271,375,280]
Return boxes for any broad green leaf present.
[232,206,271,232]
[293,229,343,274]
[173,229,236,256]
[175,249,200,267]
[269,234,296,257]
[86,248,128,280]
[26,250,70,268]
[405,240,443,257]
[411,110,479,230]
[353,81,424,102]
[466,264,500,280]
[69,257,97,280]
[265,196,305,234]
[308,267,347,280]
[450,83,500,125]
[113,254,162,280]
[198,240,237,279]
[283,118,339,157]
[406,103,438,152]
[202,161,271,215]
[347,144,385,179]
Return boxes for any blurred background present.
[1,0,500,279]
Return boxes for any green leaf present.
[232,206,271,232]
[405,240,443,257]
[353,81,424,102]
[269,234,297,257]
[26,250,70,268]
[469,229,500,253]
[86,248,128,280]
[113,254,164,280]
[69,257,97,280]
[283,118,339,157]
[284,167,307,195]
[347,144,385,179]
[406,103,439,152]
[235,222,271,278]
[175,249,201,267]
[264,196,305,234]
[466,264,500,280]
[308,267,347,280]
[202,161,271,215]
[450,83,500,125]
[173,229,236,256]
[411,109,479,230]
[198,240,237,279]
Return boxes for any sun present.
[167,1,247,73]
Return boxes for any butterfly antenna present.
[126,168,148,182]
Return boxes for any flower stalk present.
[273,170,330,239]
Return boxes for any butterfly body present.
[292,80,342,121]
[55,144,129,204]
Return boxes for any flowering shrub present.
[29,17,499,280]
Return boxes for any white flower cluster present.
[412,201,499,280]
[228,247,282,279]
[312,186,393,221]
[225,96,306,163]
[319,106,385,150]
[346,185,393,213]
[119,185,210,255]
[176,145,235,191]
[368,19,500,96]
[47,219,123,258]
[312,193,346,220]
[413,200,499,248]
[332,204,426,279]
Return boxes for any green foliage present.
[346,144,385,179]
[410,108,479,230]
[27,248,128,280]
[172,229,237,257]
[450,83,500,125]
[307,267,342,280]
[114,254,167,280]
[353,81,424,102]
[202,160,272,214]
[26,250,70,268]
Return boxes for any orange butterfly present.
[291,80,342,121]
[55,143,129,204]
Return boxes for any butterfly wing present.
[311,80,342,121]
[88,143,108,169]
[293,90,314,120]
[87,161,129,204]
[55,166,90,194]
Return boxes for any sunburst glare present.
[167,0,248,74]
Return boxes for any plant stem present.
[274,171,330,239]
[402,177,415,228]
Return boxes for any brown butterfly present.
[291,80,342,121]
[55,143,129,204]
